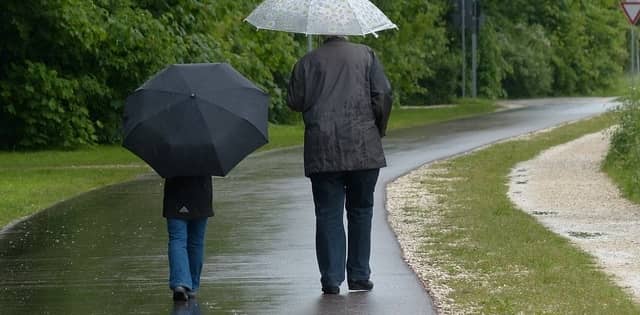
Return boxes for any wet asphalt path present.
[0,98,616,314]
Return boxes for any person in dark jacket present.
[287,35,392,295]
[163,176,214,301]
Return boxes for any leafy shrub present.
[1,62,98,148]
[606,88,640,202]
[0,0,181,148]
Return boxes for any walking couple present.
[163,36,392,301]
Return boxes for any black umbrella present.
[122,63,269,178]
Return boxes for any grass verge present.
[389,113,640,313]
[0,99,497,228]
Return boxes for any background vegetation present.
[0,0,629,149]
[604,86,640,203]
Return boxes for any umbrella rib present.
[123,96,192,140]
[139,65,193,95]
[193,101,225,174]
[131,89,186,98]
[193,98,267,174]
[133,84,189,97]
[345,0,368,36]
[197,97,268,142]
[173,66,193,95]
[138,86,265,97]
[305,0,313,35]
[206,86,268,95]
[345,0,397,36]
[124,90,188,135]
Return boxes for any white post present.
[471,0,478,98]
[632,27,637,87]
[461,0,466,98]
[631,25,640,76]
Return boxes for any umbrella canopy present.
[122,63,269,178]
[245,0,397,37]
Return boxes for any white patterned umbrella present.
[245,0,397,37]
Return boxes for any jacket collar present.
[323,36,348,44]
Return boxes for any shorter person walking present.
[163,176,214,301]
[287,35,393,295]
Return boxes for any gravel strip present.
[507,129,640,301]
[384,126,564,313]
[386,165,457,314]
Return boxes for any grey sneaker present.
[322,286,340,295]
[348,279,374,291]
[173,286,189,301]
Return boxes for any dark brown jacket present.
[287,37,393,176]
[163,176,214,219]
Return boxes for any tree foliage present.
[0,0,629,149]
[481,0,626,97]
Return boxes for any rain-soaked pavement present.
[0,98,616,314]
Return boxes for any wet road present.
[0,98,616,314]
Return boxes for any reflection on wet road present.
[0,98,616,314]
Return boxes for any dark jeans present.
[309,168,380,287]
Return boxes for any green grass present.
[0,168,148,228]
[388,98,497,130]
[0,99,497,228]
[0,145,145,169]
[260,123,305,152]
[404,113,640,313]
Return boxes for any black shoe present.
[348,279,374,291]
[321,286,340,295]
[173,286,189,301]
[186,290,197,299]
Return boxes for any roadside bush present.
[605,88,640,201]
[0,0,180,148]
[0,62,99,147]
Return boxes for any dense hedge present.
[0,0,629,149]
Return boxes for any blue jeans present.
[309,169,380,288]
[167,218,208,291]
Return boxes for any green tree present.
[0,0,180,148]
[0,0,629,149]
